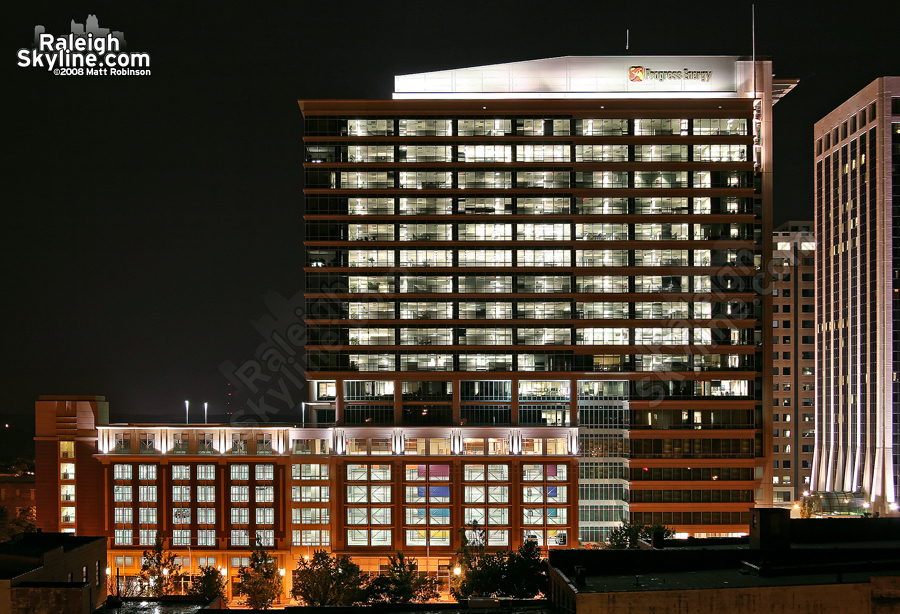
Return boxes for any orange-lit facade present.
[300,56,796,540]
[35,395,577,596]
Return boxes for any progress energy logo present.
[628,65,714,84]
[17,15,150,76]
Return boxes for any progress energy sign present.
[395,56,739,98]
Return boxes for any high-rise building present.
[812,77,900,515]
[771,221,816,505]
[300,56,796,540]
[34,59,797,597]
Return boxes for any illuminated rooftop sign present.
[394,56,741,99]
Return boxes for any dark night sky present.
[2,1,898,459]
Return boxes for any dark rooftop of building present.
[0,531,104,558]
[0,531,105,580]
[549,514,900,594]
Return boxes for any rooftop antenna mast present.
[752,4,756,95]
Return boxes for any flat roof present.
[574,566,900,593]
[394,56,743,99]
[0,532,105,558]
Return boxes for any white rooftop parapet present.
[394,56,741,99]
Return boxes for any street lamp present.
[453,566,461,576]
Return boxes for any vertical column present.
[334,378,343,426]
[452,377,461,425]
[393,377,403,426]
[510,376,519,426]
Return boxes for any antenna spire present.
[752,4,756,96]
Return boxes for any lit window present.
[488,508,509,525]
[465,486,486,503]
[114,530,132,545]
[172,530,191,546]
[256,530,274,546]
[231,530,249,546]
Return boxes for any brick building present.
[34,395,578,599]
[770,222,816,505]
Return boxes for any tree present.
[139,536,182,597]
[291,549,366,606]
[606,521,674,549]
[798,493,819,518]
[365,551,440,604]
[504,540,547,598]
[188,565,228,605]
[0,506,36,542]
[451,524,547,600]
[237,541,283,610]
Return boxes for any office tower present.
[300,56,796,541]
[770,222,816,505]
[813,77,900,515]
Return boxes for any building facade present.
[301,56,796,541]
[35,395,578,597]
[0,475,35,526]
[770,222,816,505]
[812,77,900,514]
[0,532,107,614]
